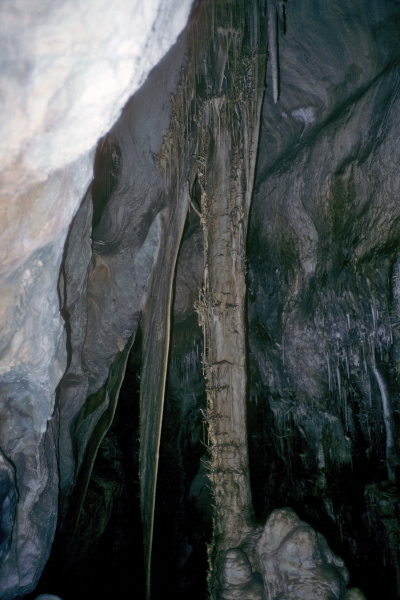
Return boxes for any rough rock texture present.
[154,0,400,597]
[0,1,193,597]
[190,2,266,594]
[1,0,400,599]
[0,450,17,567]
[219,509,367,600]
[256,508,348,600]
[0,0,193,190]
[221,549,265,600]
[245,1,400,597]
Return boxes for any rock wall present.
[1,0,400,599]
[154,0,400,597]
[246,1,400,596]
[0,1,193,597]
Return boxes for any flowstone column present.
[193,5,266,594]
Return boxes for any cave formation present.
[1,1,400,599]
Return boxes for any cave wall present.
[1,0,400,599]
[0,1,193,597]
[156,0,400,597]
[247,2,400,595]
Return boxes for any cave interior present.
[1,1,400,599]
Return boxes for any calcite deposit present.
[1,0,400,599]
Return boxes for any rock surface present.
[0,1,193,597]
[221,549,265,600]
[1,0,400,598]
[256,508,348,600]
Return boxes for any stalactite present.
[191,2,266,597]
[137,2,267,596]
[139,181,190,600]
[370,357,397,483]
[138,38,200,596]
[267,0,279,103]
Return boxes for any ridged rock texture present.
[1,0,400,599]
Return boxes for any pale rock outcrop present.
[0,1,193,598]
[221,549,265,600]
[256,508,349,600]
[220,509,366,600]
